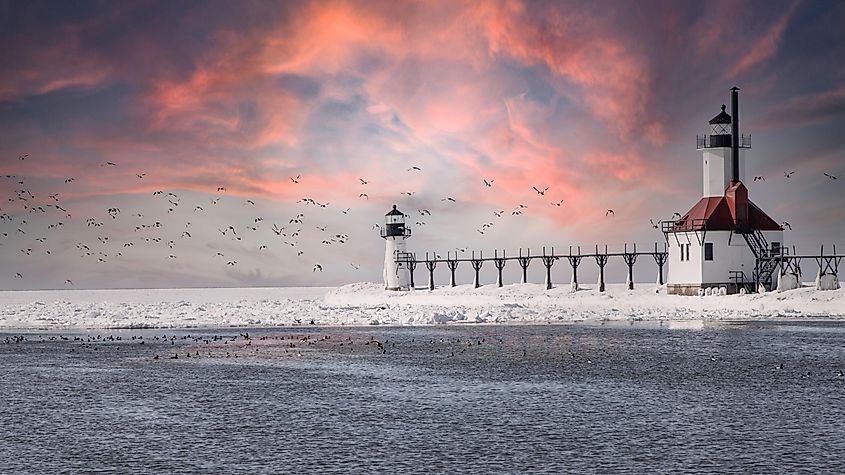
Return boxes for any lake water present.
[3,321,845,473]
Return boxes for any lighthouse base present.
[668,283,745,296]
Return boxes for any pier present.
[397,243,669,291]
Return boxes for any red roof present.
[672,182,781,232]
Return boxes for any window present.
[680,243,691,262]
[704,242,713,261]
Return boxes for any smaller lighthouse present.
[381,205,412,290]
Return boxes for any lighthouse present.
[381,204,413,290]
[665,87,784,295]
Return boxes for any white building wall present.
[667,233,703,285]
[383,237,409,290]
[669,229,784,286]
[702,148,747,196]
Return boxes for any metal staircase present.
[739,228,782,291]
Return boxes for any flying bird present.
[781,222,792,230]
[313,264,323,272]
[823,172,838,180]
[19,154,29,160]
[407,166,421,171]
[605,209,615,217]
[551,200,564,207]
[753,176,765,182]
[441,197,456,202]
[532,186,549,196]
[784,171,795,178]
[290,175,301,184]
[136,173,146,179]
[359,178,369,185]
[483,179,494,187]
[217,186,226,192]
[649,219,659,229]
[359,193,369,199]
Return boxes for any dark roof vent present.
[386,204,404,216]
[709,104,732,125]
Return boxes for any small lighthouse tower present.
[381,205,412,290]
[665,87,783,295]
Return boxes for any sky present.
[1,0,844,290]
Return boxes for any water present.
[2,322,845,473]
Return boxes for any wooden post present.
[407,255,417,290]
[652,242,668,285]
[471,251,483,288]
[541,246,555,290]
[446,252,459,287]
[567,245,582,291]
[494,249,506,287]
[425,252,436,291]
[594,244,609,293]
[622,243,638,290]
[517,248,531,284]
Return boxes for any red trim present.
[673,182,781,232]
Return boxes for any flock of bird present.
[1,152,840,284]
[4,330,845,382]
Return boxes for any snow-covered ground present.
[1,282,843,330]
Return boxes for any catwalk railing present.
[395,243,668,291]
[395,241,843,292]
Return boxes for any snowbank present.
[1,282,843,330]
[323,282,845,324]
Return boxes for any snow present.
[1,282,843,330]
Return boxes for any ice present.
[0,281,843,330]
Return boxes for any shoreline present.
[1,282,843,330]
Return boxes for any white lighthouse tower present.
[381,204,412,290]
[665,87,784,295]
